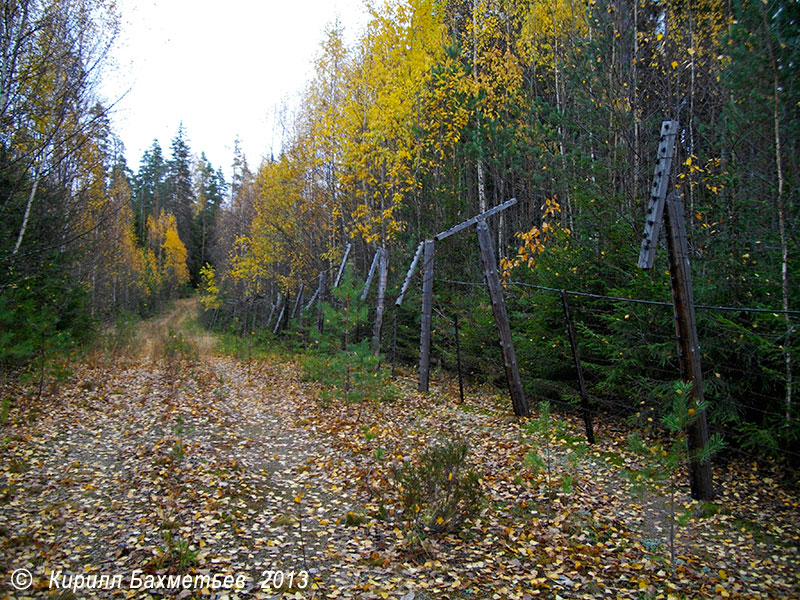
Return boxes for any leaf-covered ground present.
[1,303,798,599]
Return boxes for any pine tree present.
[167,123,195,273]
[134,140,169,244]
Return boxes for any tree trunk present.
[12,169,40,256]
[760,6,792,427]
[473,0,487,213]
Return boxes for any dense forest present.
[1,1,799,597]
[1,0,798,455]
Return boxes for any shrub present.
[163,328,197,363]
[395,439,483,535]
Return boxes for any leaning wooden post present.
[664,190,714,500]
[361,249,381,301]
[638,120,679,270]
[373,248,388,357]
[333,243,352,288]
[396,241,424,307]
[305,277,321,311]
[266,293,280,328]
[637,119,714,500]
[291,283,305,319]
[273,295,288,335]
[475,218,529,417]
[418,239,435,393]
[560,290,595,444]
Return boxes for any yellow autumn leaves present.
[501,197,567,278]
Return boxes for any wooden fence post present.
[373,248,388,356]
[637,119,714,500]
[453,313,464,404]
[476,218,529,417]
[418,239,434,393]
[560,290,595,444]
[392,307,398,377]
[664,190,714,500]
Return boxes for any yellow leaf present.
[671,61,679,69]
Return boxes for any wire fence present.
[208,252,798,465]
[422,277,799,463]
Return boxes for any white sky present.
[101,0,368,180]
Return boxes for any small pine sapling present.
[626,380,724,568]
[524,401,589,510]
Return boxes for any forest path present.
[0,301,390,599]
[130,297,217,359]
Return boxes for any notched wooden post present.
[638,120,679,270]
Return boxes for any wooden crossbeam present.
[434,198,517,242]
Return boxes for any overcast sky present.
[101,0,368,180]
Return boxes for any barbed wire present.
[439,279,800,316]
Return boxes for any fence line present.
[439,279,800,316]
[207,247,796,463]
